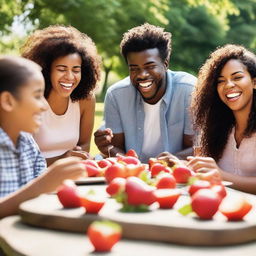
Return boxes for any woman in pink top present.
[21,25,101,165]
[188,44,256,194]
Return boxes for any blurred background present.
[1,0,256,154]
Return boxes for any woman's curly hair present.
[191,44,256,161]
[120,23,171,64]
[21,25,101,101]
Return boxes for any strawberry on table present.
[88,221,122,252]
[219,194,252,221]
[191,188,221,219]
[80,190,106,214]
[125,149,138,158]
[154,189,181,209]
[57,180,81,208]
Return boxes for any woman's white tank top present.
[33,98,80,158]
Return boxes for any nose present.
[225,79,235,88]
[137,68,149,80]
[64,70,75,80]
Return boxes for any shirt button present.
[138,127,141,130]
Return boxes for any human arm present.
[187,156,256,194]
[174,134,194,159]
[0,157,85,218]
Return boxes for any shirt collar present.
[162,70,173,105]
[0,128,29,152]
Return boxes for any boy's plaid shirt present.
[0,128,46,197]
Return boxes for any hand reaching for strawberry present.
[187,156,222,184]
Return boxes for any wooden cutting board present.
[19,186,256,246]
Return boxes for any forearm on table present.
[220,170,256,194]
[175,147,193,160]
[0,173,53,218]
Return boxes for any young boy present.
[0,56,85,218]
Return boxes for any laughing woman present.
[21,25,101,165]
[188,44,256,194]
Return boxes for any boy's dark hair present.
[120,23,172,63]
[0,56,41,99]
[21,25,101,101]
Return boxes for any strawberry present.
[219,194,252,221]
[191,189,221,219]
[81,159,101,177]
[106,177,126,196]
[80,194,106,214]
[125,176,156,206]
[173,166,195,183]
[88,221,122,252]
[155,173,176,189]
[57,180,81,208]
[125,149,138,158]
[104,163,126,183]
[154,189,181,209]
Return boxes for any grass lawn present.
[90,102,104,156]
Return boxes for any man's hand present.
[94,128,113,156]
[157,151,183,167]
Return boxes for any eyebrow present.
[219,71,244,77]
[129,61,156,67]
[55,64,81,68]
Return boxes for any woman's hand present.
[187,156,219,172]
[65,146,92,160]
[187,156,222,184]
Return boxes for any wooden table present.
[1,183,256,255]
[1,216,256,256]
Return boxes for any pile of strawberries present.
[56,149,253,252]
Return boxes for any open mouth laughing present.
[226,91,242,101]
[60,82,73,90]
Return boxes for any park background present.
[1,0,256,155]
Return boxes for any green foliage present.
[167,2,226,74]
[0,0,24,33]
[1,0,256,98]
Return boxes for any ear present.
[164,59,169,70]
[0,92,17,112]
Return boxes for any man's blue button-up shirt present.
[104,70,196,163]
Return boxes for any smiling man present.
[94,23,196,163]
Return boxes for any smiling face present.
[14,73,47,134]
[217,59,256,115]
[50,53,82,99]
[127,48,168,104]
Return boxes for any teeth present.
[60,83,72,88]
[139,82,152,88]
[226,92,241,98]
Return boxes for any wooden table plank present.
[1,216,256,256]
